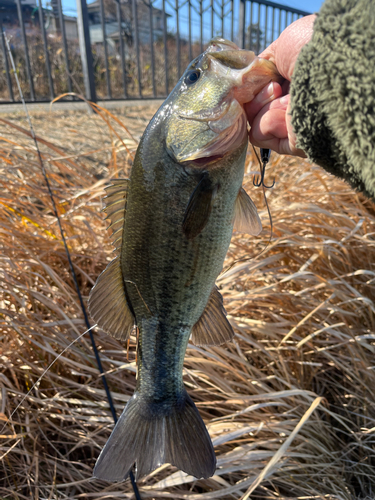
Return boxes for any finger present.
[248,96,306,157]
[258,14,316,81]
[245,81,284,124]
[258,40,278,62]
[273,15,316,80]
[250,134,306,158]
[249,95,290,143]
[249,106,288,144]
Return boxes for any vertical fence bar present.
[200,0,203,53]
[117,0,127,98]
[57,0,72,94]
[162,0,168,95]
[38,0,54,100]
[132,0,142,97]
[175,0,180,77]
[278,8,282,36]
[238,0,243,48]
[237,0,243,48]
[211,0,214,40]
[249,1,253,50]
[221,0,224,37]
[188,0,192,62]
[264,5,268,50]
[15,0,35,100]
[100,0,111,98]
[256,2,260,54]
[149,0,156,97]
[271,6,274,42]
[230,0,234,42]
[242,0,246,49]
[76,0,97,102]
[0,17,14,102]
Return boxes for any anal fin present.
[88,256,134,341]
[191,286,234,346]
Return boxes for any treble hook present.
[253,148,275,189]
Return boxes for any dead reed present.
[1,103,375,499]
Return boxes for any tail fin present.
[93,391,216,482]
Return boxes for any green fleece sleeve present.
[290,0,375,199]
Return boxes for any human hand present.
[245,15,316,157]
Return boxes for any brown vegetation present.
[1,103,375,499]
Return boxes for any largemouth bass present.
[89,38,280,482]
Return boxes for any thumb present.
[259,14,316,81]
[272,15,316,81]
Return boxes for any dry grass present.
[1,102,375,500]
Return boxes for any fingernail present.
[280,94,290,106]
[265,82,275,98]
[255,82,275,106]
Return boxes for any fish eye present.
[185,69,201,85]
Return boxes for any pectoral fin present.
[88,256,134,341]
[233,187,262,236]
[182,175,218,240]
[191,286,234,346]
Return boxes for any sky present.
[273,1,324,14]
[61,0,325,20]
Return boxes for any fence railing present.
[0,0,311,104]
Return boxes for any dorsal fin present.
[233,187,262,236]
[103,179,129,254]
[88,256,134,341]
[191,286,234,346]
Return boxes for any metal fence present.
[0,0,311,104]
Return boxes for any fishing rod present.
[2,30,142,500]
